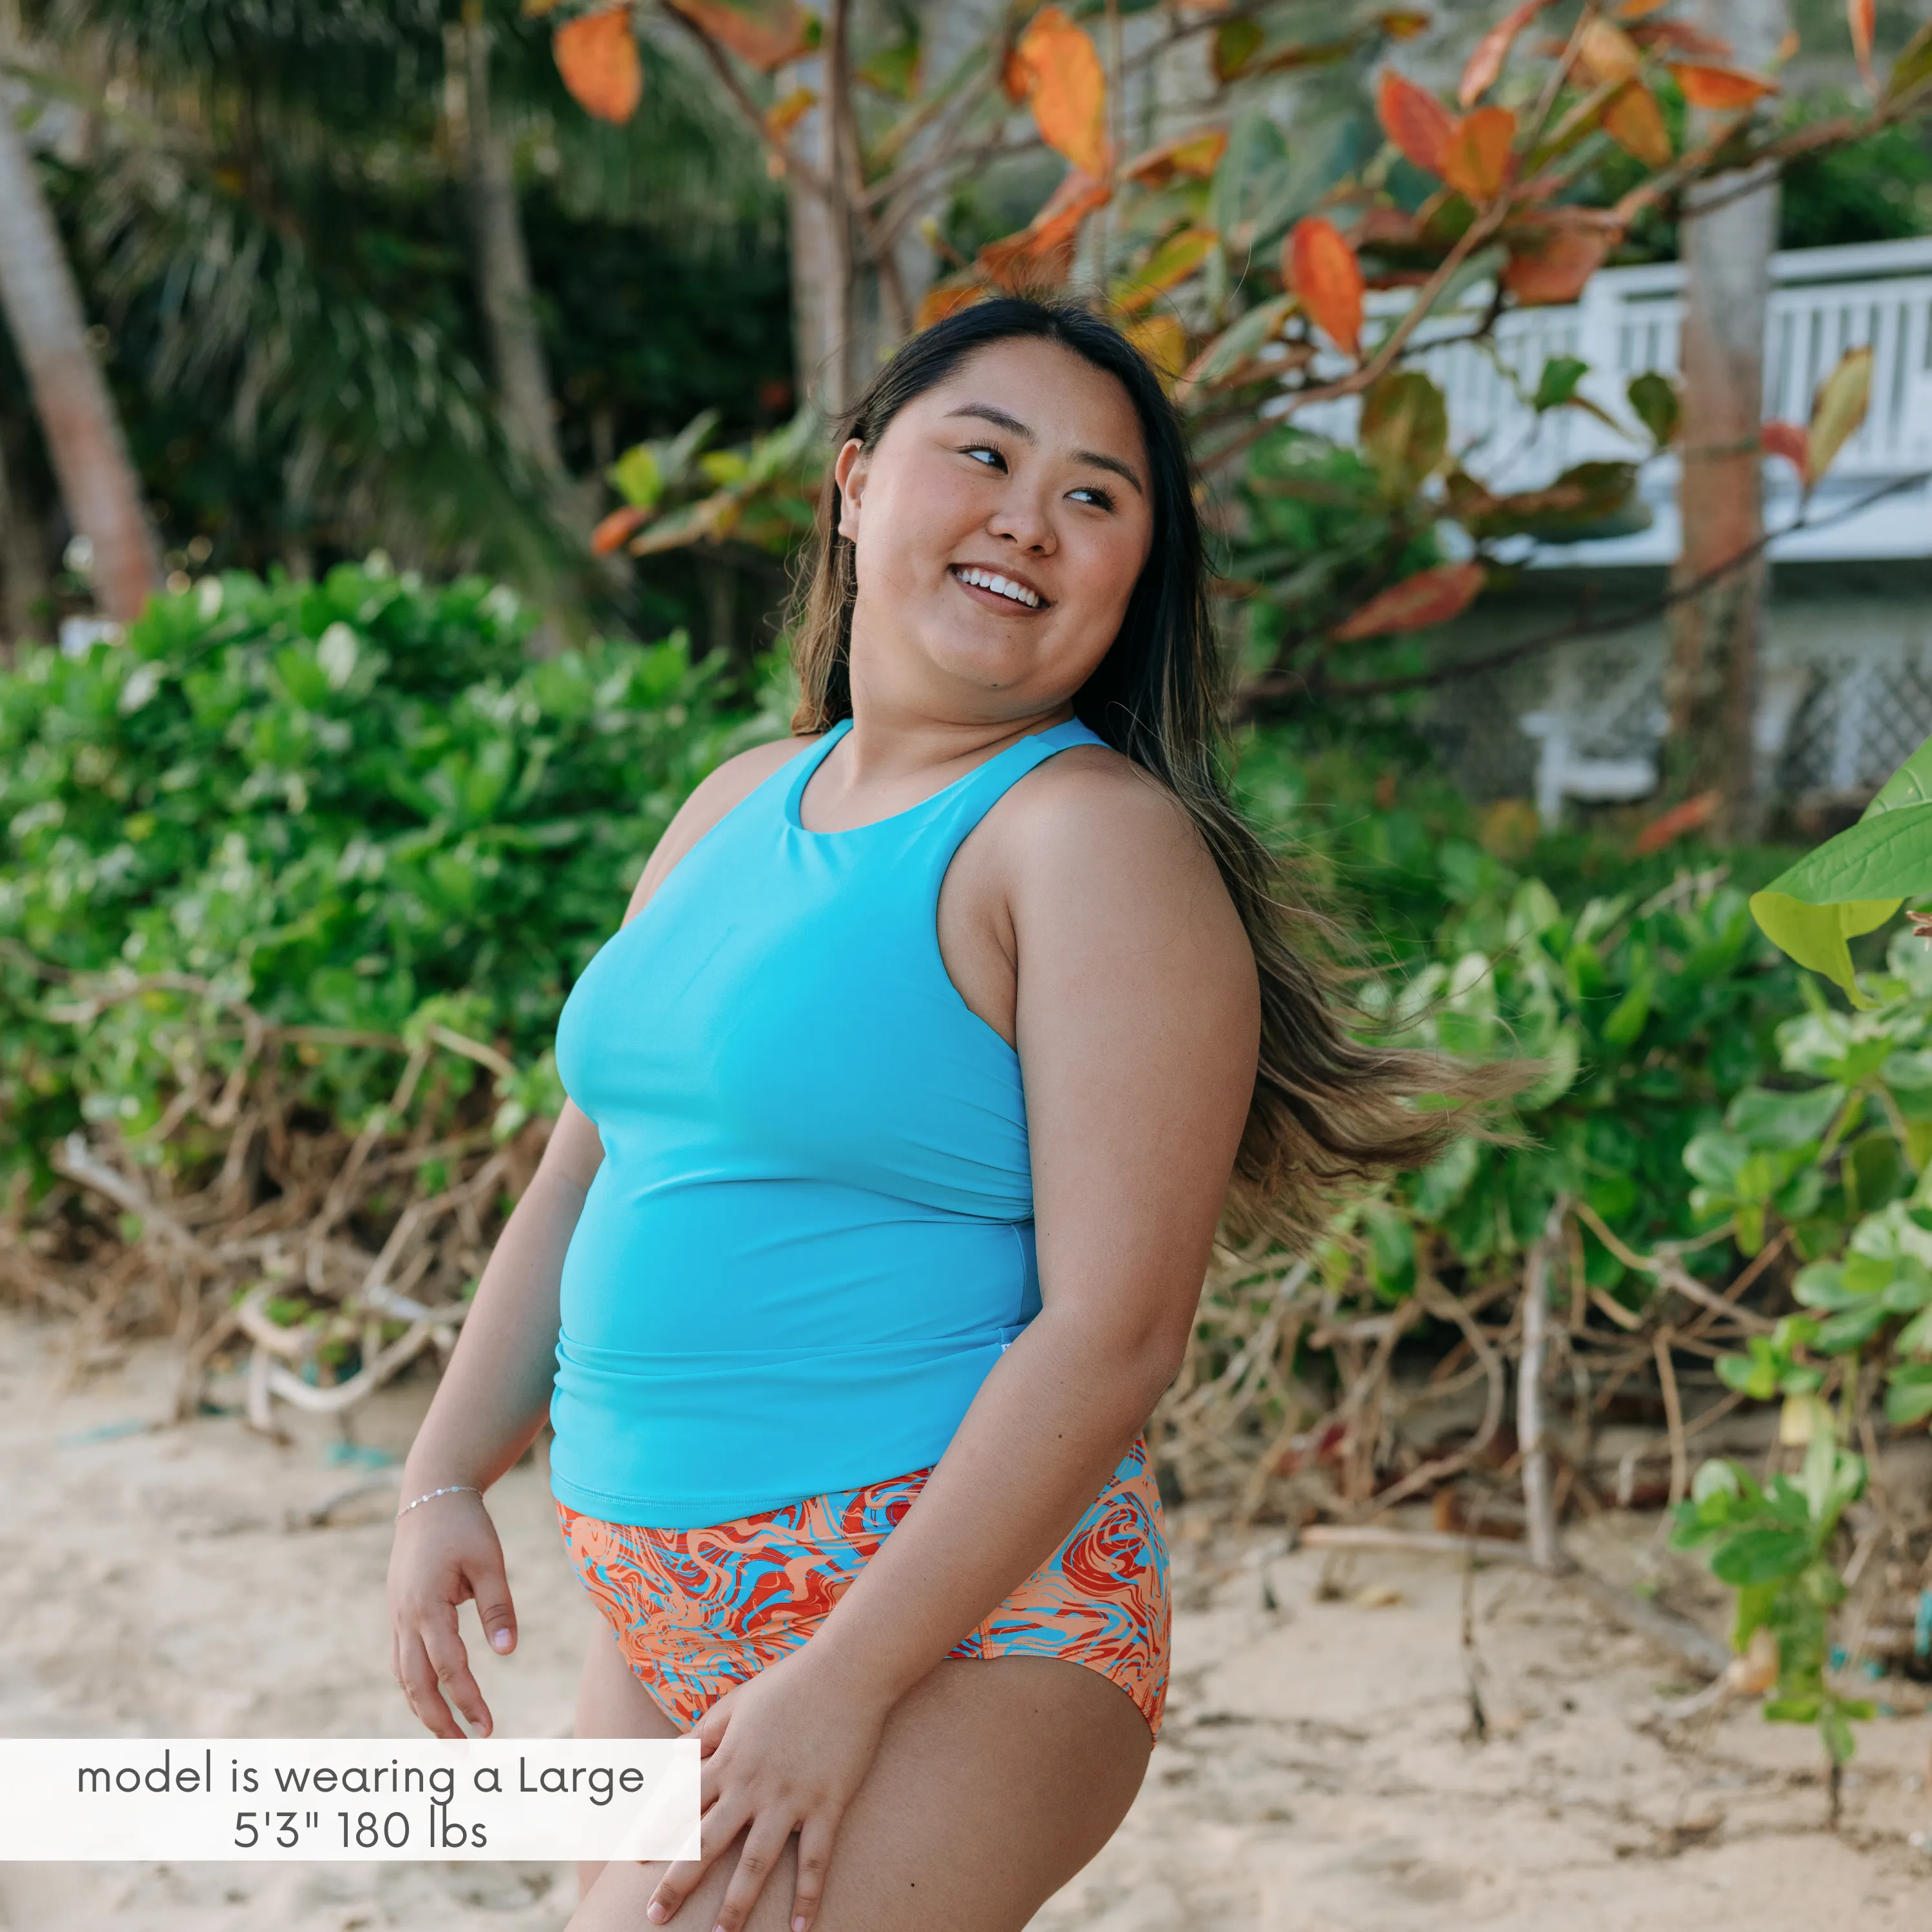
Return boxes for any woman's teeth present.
[954,567,1040,609]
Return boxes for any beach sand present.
[3,1305,1928,1930]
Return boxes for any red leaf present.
[1376,68,1454,176]
[1760,420,1808,477]
[1010,6,1110,178]
[1459,0,1549,108]
[663,0,815,72]
[916,280,985,330]
[1332,562,1485,641]
[591,504,649,556]
[554,7,642,124]
[1285,217,1365,359]
[1441,105,1516,202]
[1501,216,1618,305]
[1671,62,1777,109]
[1848,0,1877,92]
[1632,790,1720,856]
[975,171,1112,290]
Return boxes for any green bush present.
[1,562,773,1186]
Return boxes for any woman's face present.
[833,336,1155,724]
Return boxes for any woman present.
[387,297,1470,1932]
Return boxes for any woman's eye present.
[1070,485,1117,511]
[961,444,1005,469]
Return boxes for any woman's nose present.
[985,489,1057,554]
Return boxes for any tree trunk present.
[455,9,565,480]
[0,412,51,653]
[1662,0,1786,838]
[0,84,158,624]
[781,19,857,417]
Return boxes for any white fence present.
[1291,235,1932,566]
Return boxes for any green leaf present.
[1711,1528,1812,1585]
[1888,20,1932,102]
[1748,891,1901,1008]
[1627,370,1680,446]
[1533,354,1589,412]
[608,444,663,510]
[1763,1696,1822,1723]
[1723,1083,1842,1150]
[1815,1300,1890,1354]
[1359,370,1449,498]
[1885,1363,1932,1426]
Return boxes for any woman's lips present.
[949,564,1048,612]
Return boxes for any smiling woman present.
[385,296,1505,1932]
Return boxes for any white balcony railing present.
[1289,235,1932,566]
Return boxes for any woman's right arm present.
[386,1099,604,1739]
[386,734,812,1738]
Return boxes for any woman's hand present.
[646,1645,894,1932]
[387,1490,519,1739]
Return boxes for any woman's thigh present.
[574,1622,683,1899]
[566,1654,1152,1932]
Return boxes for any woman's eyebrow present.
[943,402,1144,497]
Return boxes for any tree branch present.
[1245,468,1932,706]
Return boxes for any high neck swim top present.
[549,715,1106,1529]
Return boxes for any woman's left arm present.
[645,759,1260,1932]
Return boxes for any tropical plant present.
[559,0,1932,724]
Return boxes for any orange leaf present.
[1630,19,1732,59]
[1011,6,1110,178]
[1376,68,1454,175]
[975,171,1112,290]
[1577,16,1643,84]
[1441,105,1516,202]
[1285,217,1364,359]
[1614,0,1670,19]
[1760,420,1808,476]
[1124,314,1188,390]
[663,0,815,71]
[591,504,649,556]
[1332,562,1485,641]
[1631,790,1720,855]
[916,281,986,330]
[1848,0,1876,92]
[1122,127,1228,189]
[1671,62,1777,109]
[766,86,816,140]
[1602,79,1671,166]
[1501,217,1618,305]
[1459,0,1549,107]
[999,45,1031,104]
[1378,9,1432,39]
[554,7,642,124]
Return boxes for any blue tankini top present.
[547,715,1104,1528]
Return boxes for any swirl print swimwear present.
[560,1438,1169,1738]
[549,719,1170,1737]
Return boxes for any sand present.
[3,1304,1929,1931]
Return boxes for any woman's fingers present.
[645,1796,743,1924]
[395,1631,464,1740]
[417,1607,493,1736]
[710,1815,795,1932]
[789,1814,838,1932]
[464,1544,519,1656]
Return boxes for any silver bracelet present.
[395,1483,481,1521]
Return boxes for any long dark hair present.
[790,295,1506,1248]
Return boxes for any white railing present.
[1291,235,1932,566]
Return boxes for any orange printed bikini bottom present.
[557,1435,1170,1740]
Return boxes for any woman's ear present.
[833,438,868,542]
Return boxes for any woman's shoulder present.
[621,734,816,922]
[1010,739,1215,880]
